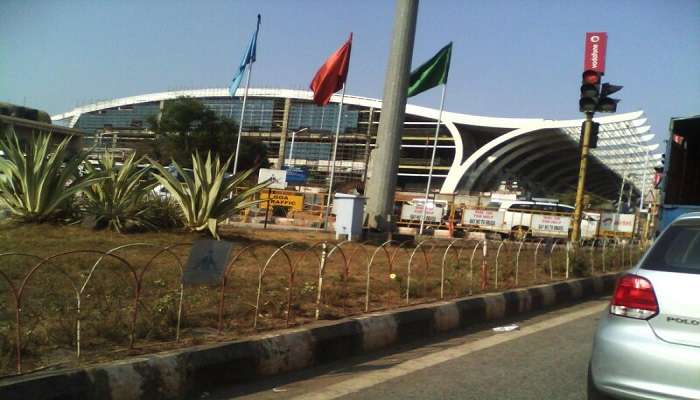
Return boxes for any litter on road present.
[492,324,520,332]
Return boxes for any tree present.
[147,97,269,171]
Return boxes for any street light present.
[286,127,309,168]
[617,142,652,212]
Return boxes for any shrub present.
[139,195,184,230]
[149,152,269,238]
[81,153,156,232]
[0,128,102,223]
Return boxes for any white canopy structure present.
[53,88,659,199]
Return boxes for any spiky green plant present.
[0,128,102,223]
[149,152,269,238]
[81,153,157,232]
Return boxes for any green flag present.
[407,42,452,98]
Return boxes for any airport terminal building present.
[52,88,660,200]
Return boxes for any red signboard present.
[584,32,608,74]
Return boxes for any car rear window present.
[508,203,532,211]
[642,219,700,274]
[486,201,501,209]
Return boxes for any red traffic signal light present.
[579,70,622,113]
[582,70,600,85]
[580,70,601,113]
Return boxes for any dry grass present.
[0,222,639,377]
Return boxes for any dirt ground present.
[0,222,639,377]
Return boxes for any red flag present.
[310,33,352,106]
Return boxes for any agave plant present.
[0,128,102,223]
[149,151,269,238]
[81,153,157,232]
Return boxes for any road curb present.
[0,273,620,400]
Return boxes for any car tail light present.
[610,274,659,320]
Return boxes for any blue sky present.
[1,0,699,142]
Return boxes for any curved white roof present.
[52,88,658,199]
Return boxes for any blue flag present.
[229,14,261,96]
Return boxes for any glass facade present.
[68,95,455,191]
[75,103,160,134]
[288,102,359,133]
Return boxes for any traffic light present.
[589,121,600,148]
[597,83,623,113]
[579,69,623,113]
[579,70,600,113]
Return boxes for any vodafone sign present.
[584,32,608,74]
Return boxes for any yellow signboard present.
[260,191,304,211]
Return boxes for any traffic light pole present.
[571,112,594,244]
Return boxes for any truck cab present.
[658,115,700,233]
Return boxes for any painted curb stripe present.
[0,273,620,400]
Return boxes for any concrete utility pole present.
[365,0,419,231]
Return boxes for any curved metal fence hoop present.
[440,239,472,300]
[305,241,348,320]
[0,253,49,373]
[548,241,558,280]
[422,242,439,296]
[19,251,134,369]
[629,242,636,267]
[254,242,299,329]
[455,243,472,295]
[588,240,596,274]
[388,240,415,273]
[406,239,435,304]
[469,240,486,295]
[365,240,398,312]
[601,239,608,272]
[149,243,191,342]
[533,239,544,282]
[515,239,526,286]
[217,242,266,333]
[332,241,372,313]
[387,240,416,306]
[102,243,190,344]
[494,240,506,289]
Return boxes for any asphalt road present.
[210,299,609,400]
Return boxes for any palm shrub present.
[149,151,269,238]
[0,128,101,223]
[139,194,184,230]
[81,153,156,232]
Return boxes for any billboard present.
[258,168,287,189]
[600,213,636,236]
[260,191,304,211]
[400,200,447,222]
[584,32,608,74]
[284,166,308,184]
[531,214,571,237]
[463,208,504,228]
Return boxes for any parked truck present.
[657,115,700,233]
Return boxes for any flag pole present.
[419,83,447,235]
[323,85,347,229]
[232,63,253,175]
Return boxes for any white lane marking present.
[290,302,607,400]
